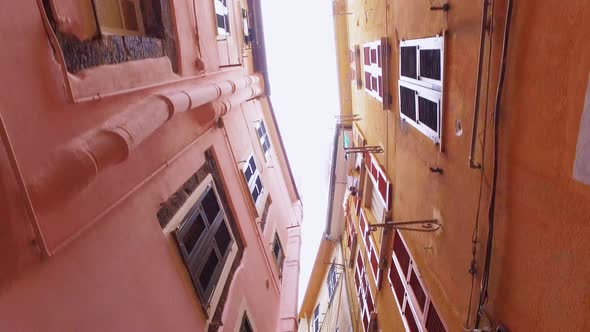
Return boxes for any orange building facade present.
[0,0,303,331]
[329,0,590,331]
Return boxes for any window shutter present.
[362,39,387,103]
[398,80,442,143]
[425,305,447,332]
[389,257,405,306]
[404,304,420,332]
[366,153,392,211]
[409,269,427,311]
[393,230,410,275]
[399,36,443,90]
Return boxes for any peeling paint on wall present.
[573,75,590,186]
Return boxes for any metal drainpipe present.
[469,0,490,169]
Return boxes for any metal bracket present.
[370,219,441,232]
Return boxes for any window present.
[174,183,236,306]
[243,155,264,204]
[388,230,447,332]
[363,40,384,102]
[215,0,231,37]
[365,152,392,214]
[255,120,272,157]
[240,312,254,332]
[398,36,444,143]
[312,304,320,332]
[327,260,337,300]
[354,253,375,332]
[346,215,358,268]
[350,45,362,89]
[272,232,285,272]
[94,0,145,36]
[259,195,272,231]
[242,8,251,45]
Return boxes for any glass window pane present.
[181,212,206,254]
[202,188,220,223]
[215,221,232,257]
[249,157,256,172]
[199,250,220,291]
[244,167,253,183]
[216,14,226,29]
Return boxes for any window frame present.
[398,35,444,144]
[398,80,442,143]
[172,177,238,313]
[312,304,320,332]
[272,232,285,274]
[399,36,444,91]
[327,260,337,300]
[214,0,231,39]
[239,312,254,332]
[255,120,272,160]
[94,0,145,36]
[242,154,264,205]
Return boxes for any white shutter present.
[398,80,442,143]
[362,40,384,102]
[399,36,444,91]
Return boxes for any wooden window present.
[242,8,251,45]
[259,195,272,231]
[398,36,444,143]
[327,260,337,300]
[174,183,236,306]
[362,40,384,102]
[388,230,448,332]
[366,153,392,211]
[215,0,231,37]
[240,312,254,332]
[399,36,444,91]
[353,252,375,332]
[272,232,285,273]
[346,215,358,268]
[255,120,271,157]
[94,0,145,36]
[243,155,264,205]
[312,304,320,332]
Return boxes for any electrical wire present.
[464,0,496,328]
[475,0,513,328]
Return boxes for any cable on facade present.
[464,0,496,328]
[474,0,513,328]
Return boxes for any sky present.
[260,0,340,309]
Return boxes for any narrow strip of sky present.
[261,0,340,309]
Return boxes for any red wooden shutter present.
[389,257,405,306]
[409,269,427,311]
[426,305,446,332]
[404,304,420,332]
[393,230,410,274]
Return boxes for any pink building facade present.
[0,0,302,331]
